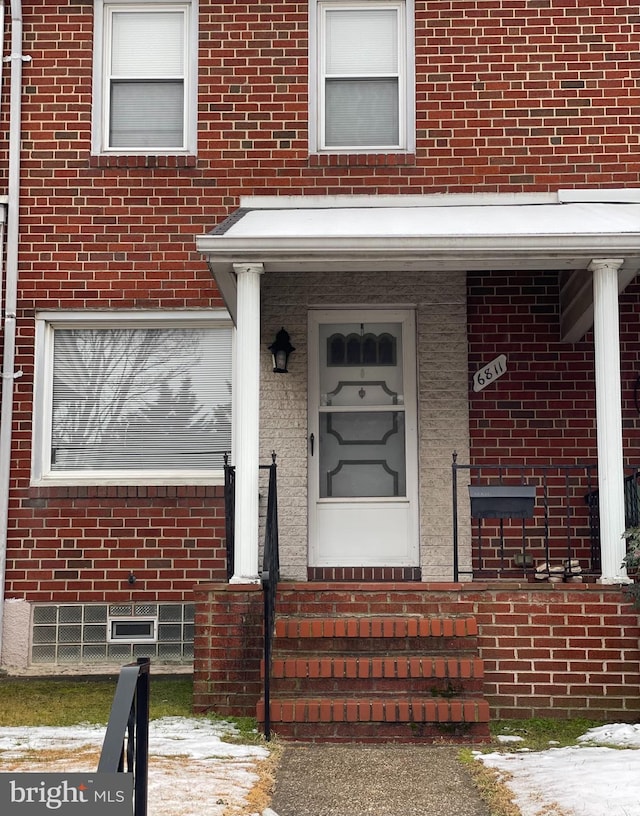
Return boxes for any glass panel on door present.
[318,321,406,500]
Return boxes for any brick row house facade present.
[1,0,640,737]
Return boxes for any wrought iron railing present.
[98,657,150,816]
[223,452,235,581]
[222,454,280,740]
[261,453,280,741]
[585,467,640,543]
[453,455,640,581]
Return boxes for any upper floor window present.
[31,311,232,485]
[311,0,414,153]
[92,1,197,155]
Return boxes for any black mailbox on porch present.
[468,485,536,519]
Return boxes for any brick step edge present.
[274,616,478,639]
[267,720,491,744]
[256,697,490,725]
[267,655,484,680]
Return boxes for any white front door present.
[308,310,419,566]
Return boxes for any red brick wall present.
[468,272,640,465]
[475,584,640,720]
[193,583,640,721]
[8,486,227,603]
[2,2,639,606]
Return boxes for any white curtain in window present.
[51,326,232,472]
[109,11,185,148]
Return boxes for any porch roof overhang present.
[196,189,640,340]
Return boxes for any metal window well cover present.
[468,485,536,519]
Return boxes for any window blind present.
[109,10,186,149]
[325,9,398,75]
[111,12,185,76]
[323,7,400,148]
[51,326,232,472]
[325,78,399,146]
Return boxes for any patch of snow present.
[478,728,640,816]
[0,717,269,816]
[577,723,640,748]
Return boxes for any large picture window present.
[32,312,232,484]
[93,1,197,154]
[312,0,414,153]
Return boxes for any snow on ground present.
[0,717,269,816]
[477,723,640,816]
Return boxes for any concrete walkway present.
[269,744,490,816]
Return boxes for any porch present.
[196,191,640,590]
[192,457,640,741]
[193,190,640,739]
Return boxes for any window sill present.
[88,154,198,169]
[309,152,416,168]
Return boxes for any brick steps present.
[268,655,484,696]
[275,615,478,639]
[259,600,489,743]
[257,696,490,742]
[271,655,484,680]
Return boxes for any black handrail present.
[223,452,235,581]
[261,453,279,741]
[222,454,280,739]
[98,657,150,816]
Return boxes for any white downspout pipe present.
[0,0,28,665]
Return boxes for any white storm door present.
[308,310,419,566]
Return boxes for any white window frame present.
[92,0,198,155]
[31,310,232,486]
[309,0,415,154]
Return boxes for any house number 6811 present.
[473,354,507,392]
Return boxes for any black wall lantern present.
[269,327,295,373]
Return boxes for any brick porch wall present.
[193,582,640,721]
[193,583,264,716]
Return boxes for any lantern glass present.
[274,349,288,372]
[268,328,295,374]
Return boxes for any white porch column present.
[231,262,264,584]
[589,258,628,583]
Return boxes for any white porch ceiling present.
[196,190,640,340]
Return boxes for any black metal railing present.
[222,454,280,740]
[223,452,235,581]
[98,657,150,816]
[261,453,280,741]
[585,467,640,545]
[452,454,600,581]
[453,455,640,581]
